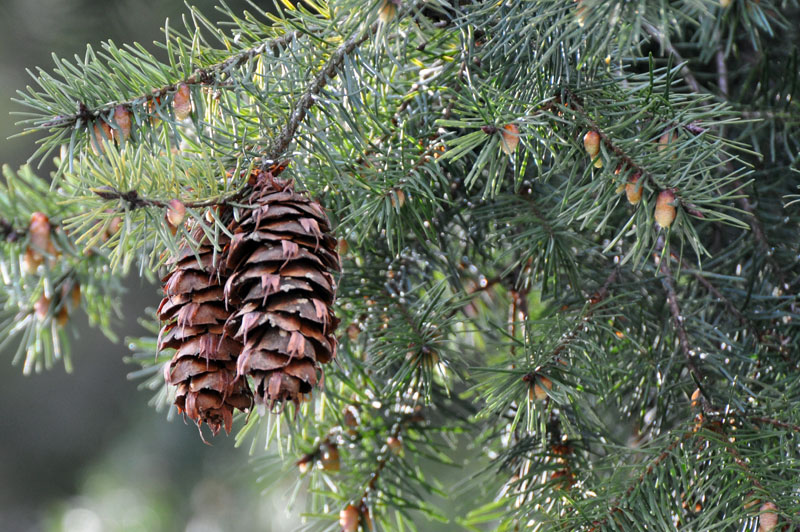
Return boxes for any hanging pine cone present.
[224,176,340,409]
[158,224,252,435]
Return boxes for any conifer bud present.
[107,216,123,237]
[90,121,113,155]
[343,405,359,428]
[29,212,51,251]
[500,124,520,155]
[390,188,406,208]
[690,388,701,408]
[625,173,643,205]
[530,375,553,400]
[575,0,587,27]
[34,295,50,321]
[173,83,192,120]
[387,436,404,455]
[320,444,340,472]
[166,199,186,228]
[658,131,678,152]
[583,131,603,168]
[758,502,778,532]
[114,105,132,139]
[339,504,360,532]
[379,0,398,23]
[296,455,313,474]
[56,305,69,326]
[720,0,731,7]
[346,323,361,342]
[22,247,43,274]
[338,237,349,255]
[655,189,677,228]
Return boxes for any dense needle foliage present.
[2,0,800,529]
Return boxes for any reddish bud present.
[583,131,602,168]
[56,306,69,326]
[174,83,192,120]
[90,121,113,154]
[29,212,54,258]
[34,295,50,321]
[107,216,122,237]
[114,105,132,139]
[339,504,360,532]
[166,199,186,227]
[500,124,520,155]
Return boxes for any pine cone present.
[158,225,252,435]
[224,178,340,408]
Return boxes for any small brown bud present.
[655,189,677,228]
[166,199,186,227]
[390,188,406,208]
[378,0,398,23]
[56,306,69,326]
[500,124,520,155]
[625,173,643,205]
[758,502,778,532]
[319,444,340,472]
[107,216,123,237]
[339,504,360,532]
[343,405,359,428]
[34,295,50,321]
[583,130,602,168]
[658,131,678,152]
[173,83,192,120]
[90,121,113,155]
[690,388,701,409]
[387,436,404,455]
[29,212,51,251]
[296,455,313,474]
[530,375,553,401]
[113,105,132,139]
[346,323,361,342]
[338,238,349,255]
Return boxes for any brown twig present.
[655,242,703,384]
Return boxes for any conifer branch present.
[522,267,618,383]
[41,31,300,129]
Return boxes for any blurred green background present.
[0,1,302,531]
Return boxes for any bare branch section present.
[42,32,300,129]
[655,244,703,384]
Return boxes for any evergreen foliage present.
[3,0,800,529]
